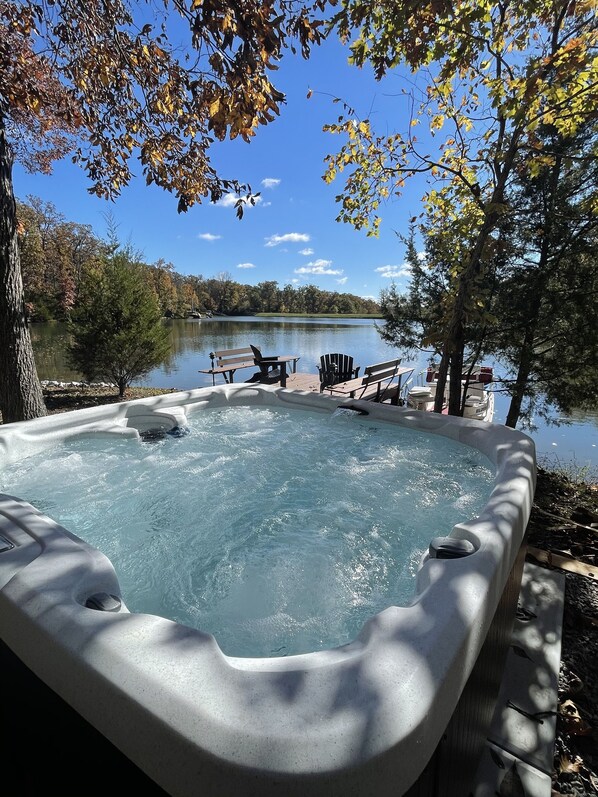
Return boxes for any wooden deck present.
[205,370,406,403]
[281,373,322,393]
[251,372,404,404]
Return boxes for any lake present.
[31,316,598,470]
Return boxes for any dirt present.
[5,384,598,794]
[526,466,598,796]
[42,384,178,413]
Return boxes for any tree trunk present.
[0,113,46,423]
[506,150,562,428]
[434,350,450,413]
[435,204,505,416]
[448,322,465,416]
[505,328,536,428]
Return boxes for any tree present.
[380,217,499,412]
[68,252,172,397]
[0,0,327,423]
[379,122,598,426]
[17,196,104,320]
[325,0,598,415]
[208,272,242,313]
[490,123,598,426]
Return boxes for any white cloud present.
[261,178,281,189]
[237,262,255,269]
[295,259,343,276]
[265,232,310,247]
[299,247,314,256]
[198,233,221,241]
[336,277,348,285]
[375,264,412,279]
[215,194,262,209]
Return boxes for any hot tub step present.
[473,742,553,797]
[472,562,565,795]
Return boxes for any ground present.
[525,466,598,796]
[6,384,598,795]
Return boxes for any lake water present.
[31,316,598,469]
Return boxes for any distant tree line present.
[16,196,380,321]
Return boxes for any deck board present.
[282,373,322,393]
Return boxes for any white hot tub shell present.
[0,384,536,796]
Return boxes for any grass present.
[254,312,384,319]
[537,452,598,487]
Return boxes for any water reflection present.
[30,317,598,467]
[30,321,80,382]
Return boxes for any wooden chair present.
[318,353,360,392]
[249,345,300,388]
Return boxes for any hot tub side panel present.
[404,536,528,797]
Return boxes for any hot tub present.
[0,384,535,796]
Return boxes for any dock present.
[207,370,412,403]
[280,373,322,393]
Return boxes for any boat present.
[406,365,495,422]
[187,311,202,319]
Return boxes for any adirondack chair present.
[249,345,300,387]
[318,353,360,392]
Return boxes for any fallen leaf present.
[559,699,593,736]
[512,644,533,661]
[558,754,582,773]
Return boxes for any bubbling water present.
[1,405,494,657]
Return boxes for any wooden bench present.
[324,359,414,405]
[198,347,258,385]
[198,346,300,388]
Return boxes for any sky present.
[13,33,429,301]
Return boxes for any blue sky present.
[13,36,429,301]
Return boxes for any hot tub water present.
[1,405,494,657]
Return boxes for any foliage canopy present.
[324,0,598,415]
[1,0,329,212]
[0,0,330,423]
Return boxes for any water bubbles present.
[1,405,493,658]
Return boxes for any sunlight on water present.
[1,406,494,657]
